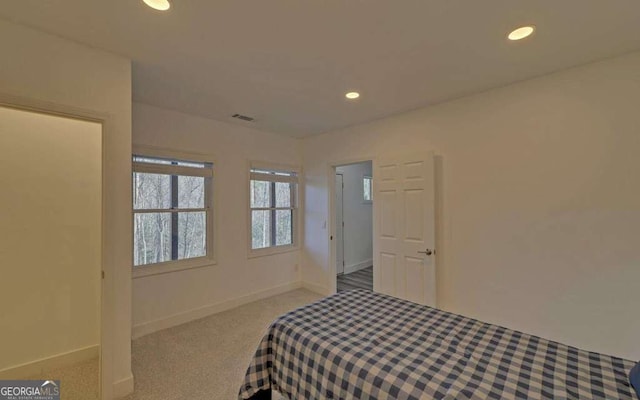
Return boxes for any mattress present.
[239,289,637,399]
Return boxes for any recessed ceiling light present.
[508,26,535,41]
[345,92,360,100]
[143,0,171,11]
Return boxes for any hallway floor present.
[337,266,373,292]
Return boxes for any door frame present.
[0,93,114,400]
[335,173,345,275]
[327,156,376,294]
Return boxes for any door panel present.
[379,252,396,295]
[373,153,436,306]
[405,256,425,304]
[404,189,425,241]
[379,190,397,238]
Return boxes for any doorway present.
[0,105,103,399]
[334,161,373,292]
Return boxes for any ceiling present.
[2,1,640,137]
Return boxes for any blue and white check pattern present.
[239,290,637,399]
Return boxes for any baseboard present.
[132,281,303,339]
[0,344,99,380]
[113,373,134,399]
[343,259,373,275]
[301,281,329,296]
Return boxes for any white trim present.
[133,144,215,164]
[0,345,99,380]
[133,257,216,279]
[301,281,330,296]
[343,258,374,275]
[250,160,302,175]
[112,374,134,399]
[132,281,303,339]
[133,162,213,178]
[326,157,376,295]
[247,244,299,259]
[250,172,298,183]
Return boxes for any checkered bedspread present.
[239,290,637,399]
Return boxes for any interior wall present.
[336,162,373,273]
[0,19,133,397]
[0,107,101,371]
[132,103,302,334]
[302,51,640,360]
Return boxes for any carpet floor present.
[337,266,373,292]
[122,289,323,400]
[27,357,99,400]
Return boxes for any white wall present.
[131,103,302,335]
[0,107,101,372]
[336,162,373,273]
[302,52,640,360]
[0,19,133,397]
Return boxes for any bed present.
[239,289,638,399]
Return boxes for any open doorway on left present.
[335,161,373,292]
[0,105,102,400]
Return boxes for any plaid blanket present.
[239,290,637,399]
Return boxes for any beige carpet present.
[122,289,323,400]
[28,357,99,400]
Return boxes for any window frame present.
[248,161,301,258]
[132,146,216,278]
[363,175,373,204]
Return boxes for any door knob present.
[418,249,433,256]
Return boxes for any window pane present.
[133,173,171,210]
[364,177,372,201]
[275,210,292,246]
[178,176,205,208]
[251,180,271,208]
[133,212,171,266]
[275,182,292,208]
[251,210,272,249]
[178,211,207,259]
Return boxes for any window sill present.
[132,257,217,279]
[248,245,299,259]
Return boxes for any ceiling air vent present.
[231,113,255,122]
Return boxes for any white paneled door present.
[374,153,436,306]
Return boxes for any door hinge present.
[101,270,105,279]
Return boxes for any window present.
[363,175,373,203]
[132,151,214,275]
[249,164,299,255]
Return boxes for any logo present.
[0,380,60,400]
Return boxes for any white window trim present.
[132,145,217,278]
[247,160,302,258]
[363,175,373,204]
